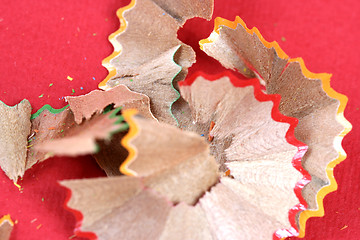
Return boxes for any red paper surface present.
[0,0,359,239]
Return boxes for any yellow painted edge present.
[0,214,14,226]
[99,0,136,89]
[292,58,352,238]
[200,17,352,238]
[120,109,139,176]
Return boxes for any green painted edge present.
[169,45,182,127]
[93,107,129,154]
[102,44,182,126]
[109,107,123,122]
[31,104,69,120]
[108,107,129,135]
[28,104,128,154]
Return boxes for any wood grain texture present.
[150,0,213,24]
[0,215,14,240]
[159,203,213,240]
[62,103,300,238]
[0,0,357,239]
[0,100,31,182]
[93,131,128,176]
[36,110,124,156]
[201,19,344,211]
[125,115,208,175]
[27,107,75,170]
[89,189,171,240]
[61,173,216,239]
[64,84,155,176]
[60,176,143,233]
[103,0,213,75]
[60,113,221,239]
[124,115,219,205]
[200,180,283,240]
[101,0,214,125]
[179,76,298,169]
[105,46,182,125]
[179,76,300,231]
[66,84,155,124]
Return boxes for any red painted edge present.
[62,70,311,240]
[179,71,311,239]
[59,182,98,240]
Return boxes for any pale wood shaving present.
[0,100,31,182]
[201,22,344,210]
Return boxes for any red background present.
[0,0,359,239]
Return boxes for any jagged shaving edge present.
[120,109,139,176]
[98,0,183,126]
[0,214,14,226]
[99,0,136,90]
[0,100,69,121]
[168,46,182,126]
[0,99,30,109]
[0,214,14,239]
[61,74,309,239]
[200,16,352,238]
[31,105,127,154]
[61,183,98,240]
[108,107,129,136]
[293,58,352,238]
[30,104,69,120]
[179,71,310,239]
[59,109,129,240]
[76,107,128,154]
